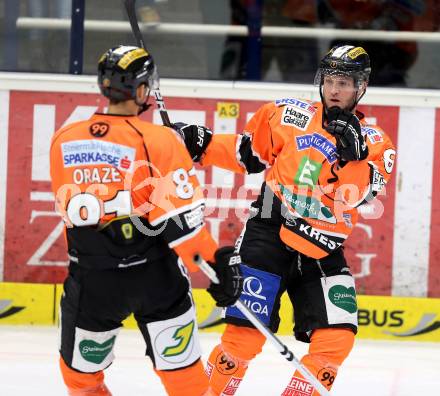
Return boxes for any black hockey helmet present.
[315,45,371,113]
[315,45,371,88]
[98,45,159,102]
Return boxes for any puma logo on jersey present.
[296,133,338,163]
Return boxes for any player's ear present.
[136,84,148,104]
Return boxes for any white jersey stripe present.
[168,225,203,248]
[149,199,205,226]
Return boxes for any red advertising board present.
[2,91,405,294]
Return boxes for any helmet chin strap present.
[346,92,358,113]
[137,102,152,115]
[353,85,367,108]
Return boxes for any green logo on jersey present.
[294,156,322,188]
[162,321,195,357]
[79,336,116,364]
[328,286,357,314]
[278,183,335,223]
[121,223,133,239]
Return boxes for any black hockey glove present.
[326,107,368,161]
[207,246,243,307]
[172,122,213,162]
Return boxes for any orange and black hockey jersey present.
[50,113,217,271]
[201,99,396,259]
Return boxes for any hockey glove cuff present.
[207,246,243,307]
[326,107,368,161]
[172,122,213,162]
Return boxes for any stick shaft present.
[196,258,331,396]
[122,0,172,127]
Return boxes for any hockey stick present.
[195,257,332,396]
[122,0,172,127]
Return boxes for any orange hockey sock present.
[59,356,112,395]
[155,358,209,396]
[281,328,355,396]
[206,324,266,395]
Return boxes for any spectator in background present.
[220,0,320,83]
[219,0,440,87]
[28,0,71,42]
[27,0,71,72]
[138,0,167,25]
[318,0,440,86]
[261,0,320,83]
[28,0,71,23]
[219,0,248,80]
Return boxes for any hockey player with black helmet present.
[97,45,158,114]
[50,45,243,396]
[175,45,396,395]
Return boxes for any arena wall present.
[2,281,440,341]
[0,72,439,299]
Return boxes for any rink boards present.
[1,281,440,342]
[0,74,440,298]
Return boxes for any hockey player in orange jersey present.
[175,45,396,395]
[50,45,243,396]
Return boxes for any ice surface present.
[0,326,439,395]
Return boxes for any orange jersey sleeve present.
[202,102,292,173]
[138,125,218,269]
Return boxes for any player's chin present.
[326,101,353,113]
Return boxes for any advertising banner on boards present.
[0,89,439,297]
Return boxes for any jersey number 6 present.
[66,190,132,226]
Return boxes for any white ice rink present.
[1,326,439,396]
